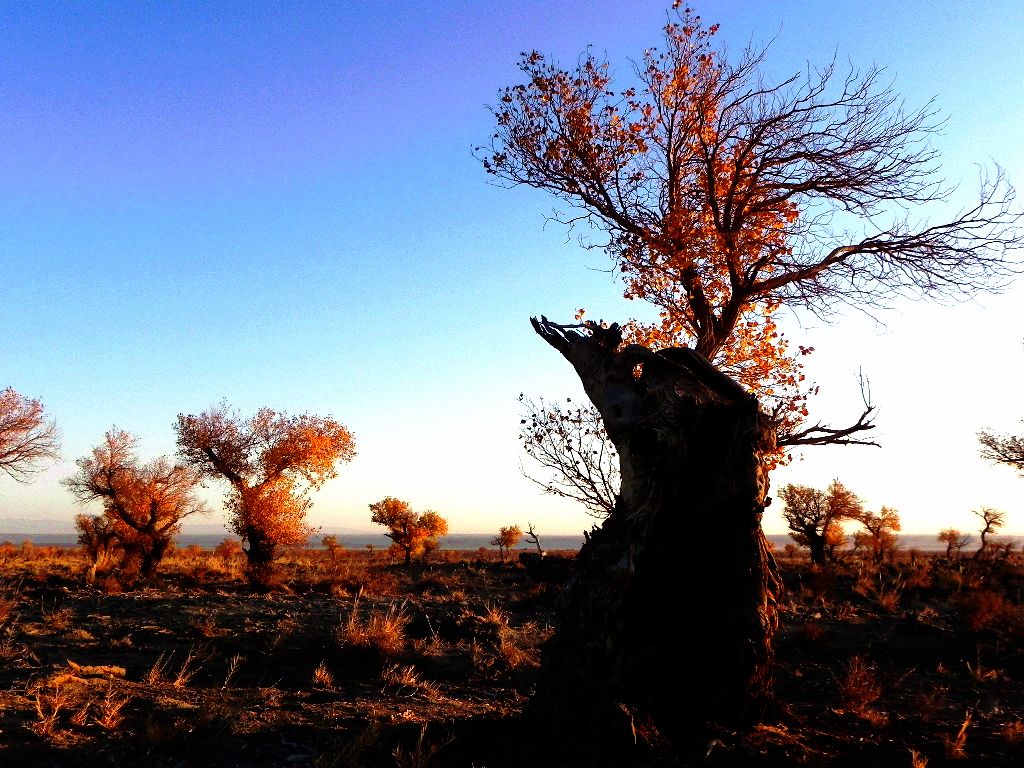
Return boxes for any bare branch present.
[0,387,60,482]
[518,394,618,517]
[978,428,1024,474]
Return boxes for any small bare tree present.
[0,387,60,481]
[524,523,543,554]
[973,507,1007,559]
[518,395,618,517]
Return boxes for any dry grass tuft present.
[0,579,21,624]
[312,660,335,690]
[392,722,452,768]
[28,678,71,737]
[95,681,131,731]
[1001,720,1024,743]
[174,645,208,687]
[43,604,75,631]
[836,655,882,716]
[943,710,972,760]
[381,663,439,698]
[144,652,171,685]
[955,589,1013,633]
[338,598,409,657]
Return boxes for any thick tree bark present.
[527,317,781,753]
[807,531,827,566]
[139,536,170,582]
[244,527,277,589]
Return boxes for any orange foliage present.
[175,404,356,576]
[369,497,448,565]
[779,479,862,565]
[485,11,813,462]
[854,506,901,563]
[65,429,205,579]
[491,524,523,562]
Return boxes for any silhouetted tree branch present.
[978,428,1024,474]
[518,394,618,517]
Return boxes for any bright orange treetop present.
[176,404,356,553]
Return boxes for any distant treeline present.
[0,532,590,551]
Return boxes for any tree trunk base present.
[527,318,781,755]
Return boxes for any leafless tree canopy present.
[518,395,619,517]
[0,387,60,481]
[978,428,1024,474]
[973,506,1007,558]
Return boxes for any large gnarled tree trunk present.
[528,317,781,753]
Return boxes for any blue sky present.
[2,1,1024,537]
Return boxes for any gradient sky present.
[2,1,1023,538]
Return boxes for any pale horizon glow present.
[2,1,1024,540]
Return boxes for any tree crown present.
[0,387,60,481]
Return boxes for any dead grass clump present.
[392,722,452,768]
[0,579,21,624]
[145,652,172,685]
[270,614,302,647]
[27,675,98,738]
[313,660,335,690]
[835,655,882,716]
[338,599,409,657]
[463,604,547,674]
[143,647,208,687]
[222,653,245,688]
[955,589,1014,633]
[903,561,934,591]
[943,710,972,760]
[1001,720,1024,743]
[43,604,75,631]
[173,645,208,687]
[28,678,73,737]
[0,628,35,669]
[381,662,439,698]
[94,681,131,731]
[331,566,400,598]
[853,571,903,613]
[189,609,224,638]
